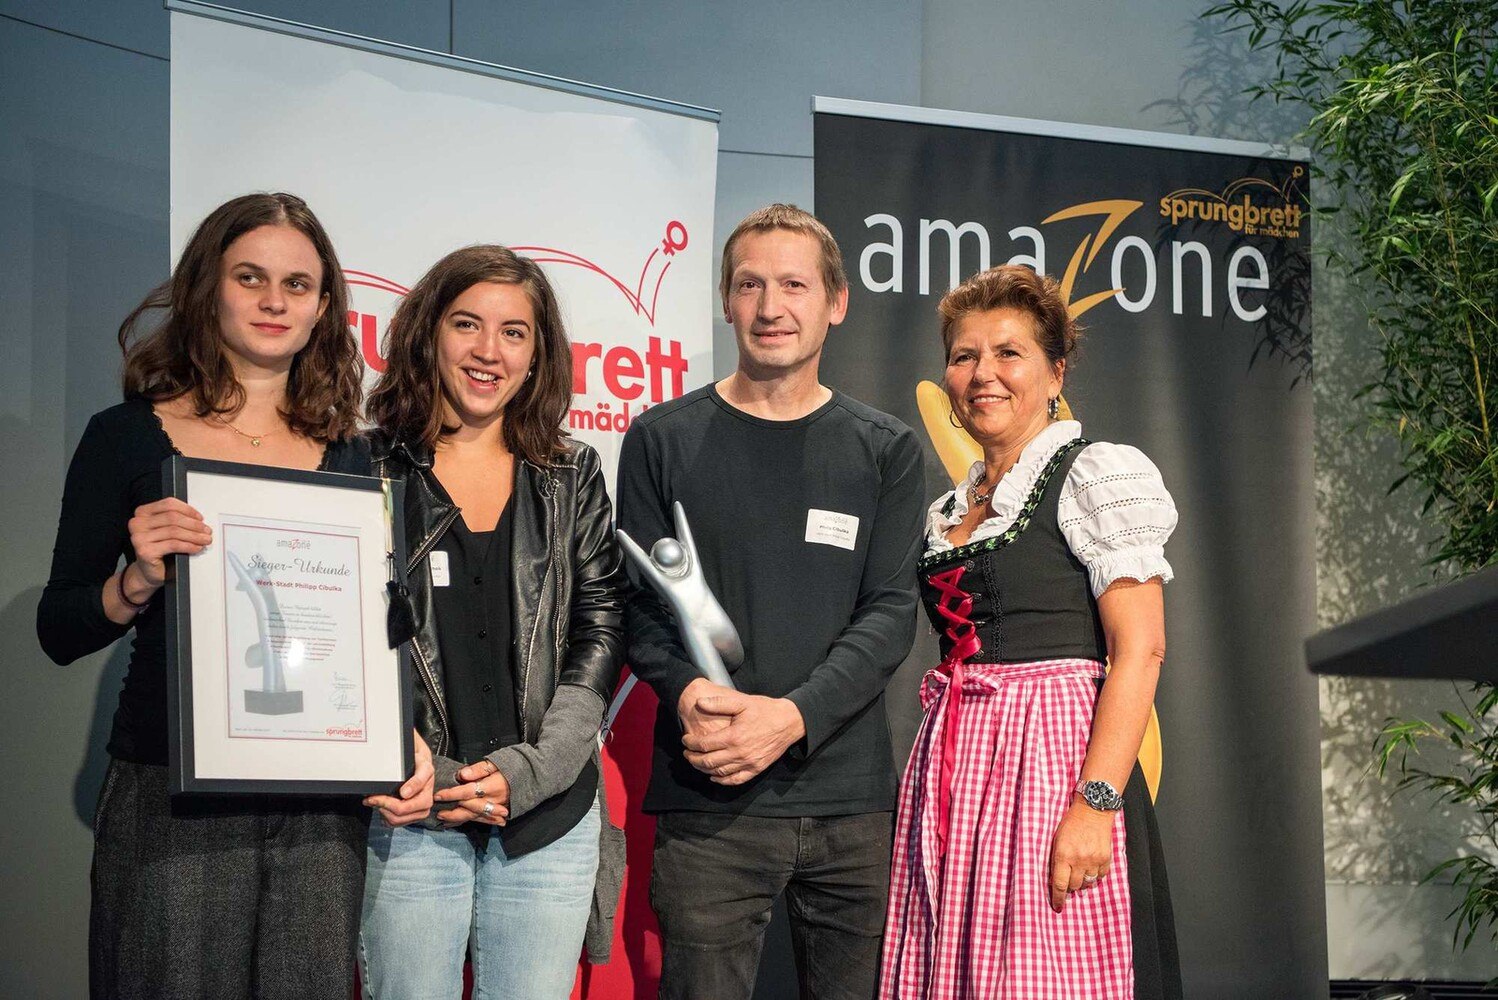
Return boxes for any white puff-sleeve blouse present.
[925,420,1178,598]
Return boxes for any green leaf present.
[1201,0,1498,955]
[1440,711,1474,734]
[1389,168,1418,211]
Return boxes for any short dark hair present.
[366,245,572,465]
[719,203,847,305]
[938,264,1079,369]
[118,192,361,441]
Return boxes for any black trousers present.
[650,810,893,1000]
[89,758,366,1000]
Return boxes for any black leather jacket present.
[370,434,626,759]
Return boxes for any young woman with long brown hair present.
[358,245,626,999]
[37,192,433,1000]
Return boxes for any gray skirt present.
[89,758,366,1000]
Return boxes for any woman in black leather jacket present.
[358,244,627,999]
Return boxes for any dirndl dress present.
[879,434,1182,1000]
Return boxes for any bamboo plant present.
[1206,0,1497,960]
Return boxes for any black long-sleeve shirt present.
[616,384,925,816]
[36,399,368,765]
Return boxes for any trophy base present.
[245,690,304,715]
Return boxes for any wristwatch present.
[1074,778,1124,812]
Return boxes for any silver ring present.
[473,783,485,797]
[1082,873,1100,884]
[483,801,495,816]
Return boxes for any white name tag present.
[804,509,859,551]
[429,550,451,587]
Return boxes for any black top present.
[433,509,522,761]
[920,440,1108,664]
[422,475,598,856]
[618,384,925,817]
[36,398,370,766]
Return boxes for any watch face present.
[1082,780,1121,810]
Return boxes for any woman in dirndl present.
[880,264,1183,1000]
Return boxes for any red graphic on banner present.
[516,220,689,327]
[345,271,409,374]
[346,270,410,295]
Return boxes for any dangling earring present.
[948,410,962,429]
[1047,397,1059,420]
[524,367,533,382]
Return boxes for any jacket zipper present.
[519,469,561,744]
[408,632,451,757]
[409,502,460,570]
[550,499,566,663]
[412,505,461,753]
[393,458,459,757]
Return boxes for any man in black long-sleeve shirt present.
[617,204,924,999]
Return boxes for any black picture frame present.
[164,455,413,795]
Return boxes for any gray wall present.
[2,8,170,998]
[1,0,1473,995]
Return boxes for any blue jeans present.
[359,806,600,1000]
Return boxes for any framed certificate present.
[163,456,413,795]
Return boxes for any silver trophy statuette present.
[227,551,304,715]
[617,502,742,690]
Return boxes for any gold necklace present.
[218,415,275,447]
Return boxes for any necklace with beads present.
[968,452,1023,509]
[968,476,999,508]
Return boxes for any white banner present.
[170,8,718,488]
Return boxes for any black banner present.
[815,107,1324,999]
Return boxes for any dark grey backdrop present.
[815,111,1325,1000]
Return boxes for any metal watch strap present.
[1074,778,1124,812]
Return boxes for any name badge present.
[429,550,451,587]
[805,509,859,551]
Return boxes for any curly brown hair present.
[937,264,1080,369]
[118,192,361,441]
[365,245,572,465]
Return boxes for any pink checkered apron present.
[879,563,1135,999]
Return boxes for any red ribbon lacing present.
[927,564,983,859]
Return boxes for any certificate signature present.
[329,672,362,713]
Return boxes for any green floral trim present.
[921,439,1090,572]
